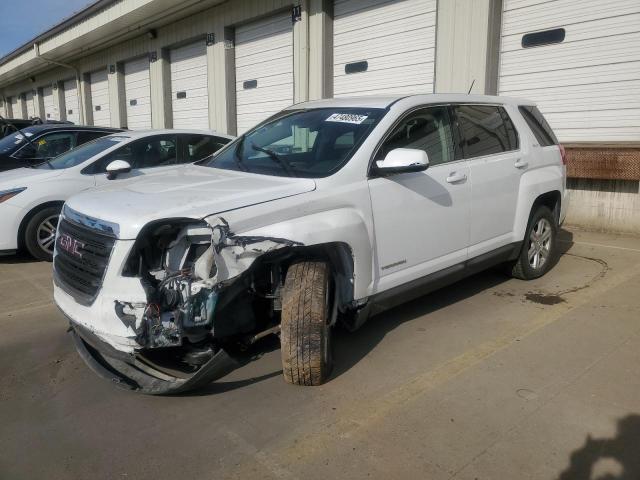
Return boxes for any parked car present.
[53,94,567,394]
[0,129,233,261]
[1,117,74,138]
[0,123,120,172]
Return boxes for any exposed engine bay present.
[116,217,300,371]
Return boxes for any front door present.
[368,106,471,294]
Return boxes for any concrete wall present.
[565,179,640,234]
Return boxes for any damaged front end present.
[70,217,301,395]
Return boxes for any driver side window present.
[87,135,178,173]
[377,107,456,167]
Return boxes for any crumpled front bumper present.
[69,321,241,395]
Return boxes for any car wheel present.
[511,206,558,280]
[280,261,333,386]
[24,206,61,262]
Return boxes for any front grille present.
[54,218,116,305]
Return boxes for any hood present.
[65,165,316,239]
[0,167,64,190]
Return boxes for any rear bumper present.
[69,321,241,395]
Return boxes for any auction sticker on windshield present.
[326,113,368,124]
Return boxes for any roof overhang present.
[0,0,226,88]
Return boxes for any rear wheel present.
[280,261,333,386]
[511,206,557,280]
[24,206,61,262]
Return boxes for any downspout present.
[33,42,85,124]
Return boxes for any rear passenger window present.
[377,106,456,166]
[518,106,558,147]
[183,135,230,163]
[455,105,519,158]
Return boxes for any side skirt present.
[352,241,522,325]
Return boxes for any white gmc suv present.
[53,94,567,394]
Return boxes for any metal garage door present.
[90,69,111,127]
[25,91,36,119]
[124,57,152,129]
[170,41,209,130]
[42,86,58,120]
[64,79,79,124]
[11,96,23,119]
[333,0,437,97]
[235,11,294,134]
[498,0,640,142]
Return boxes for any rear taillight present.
[559,144,567,165]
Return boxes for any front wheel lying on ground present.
[511,205,558,280]
[280,261,333,386]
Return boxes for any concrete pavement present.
[1,228,639,479]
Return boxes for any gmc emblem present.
[58,233,84,258]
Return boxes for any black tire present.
[511,205,558,280]
[280,261,333,386]
[24,206,61,262]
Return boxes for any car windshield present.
[35,136,128,170]
[202,107,386,178]
[0,129,34,155]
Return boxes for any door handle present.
[514,159,529,169]
[446,172,467,184]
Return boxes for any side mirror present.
[105,160,131,180]
[375,148,429,175]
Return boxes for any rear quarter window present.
[518,106,558,147]
[455,105,519,158]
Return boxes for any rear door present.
[453,104,521,256]
[368,105,470,293]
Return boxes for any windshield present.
[0,130,33,155]
[35,136,127,170]
[202,107,386,178]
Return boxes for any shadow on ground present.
[558,414,640,480]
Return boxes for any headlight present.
[0,187,26,203]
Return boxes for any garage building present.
[0,0,638,232]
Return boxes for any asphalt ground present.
[1,227,639,479]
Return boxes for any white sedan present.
[0,129,233,260]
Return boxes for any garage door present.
[25,91,36,119]
[63,79,79,124]
[333,0,437,97]
[235,11,294,134]
[11,96,23,119]
[123,57,152,129]
[42,86,59,121]
[170,41,209,130]
[90,69,111,127]
[498,0,640,142]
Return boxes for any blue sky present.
[0,0,94,58]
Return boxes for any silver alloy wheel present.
[528,217,552,270]
[37,215,59,255]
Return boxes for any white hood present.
[64,165,316,239]
[0,167,64,190]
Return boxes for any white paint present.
[170,41,209,130]
[63,79,80,124]
[90,69,111,127]
[10,96,23,119]
[499,0,640,142]
[42,85,59,120]
[333,0,437,97]
[235,11,294,134]
[25,91,36,119]
[124,57,152,129]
